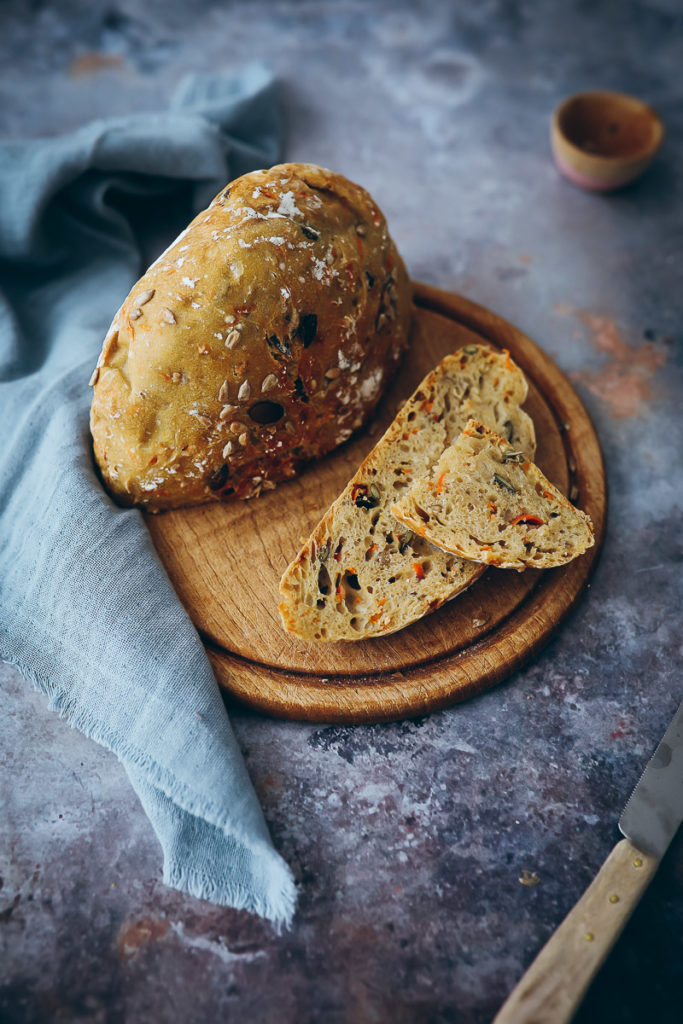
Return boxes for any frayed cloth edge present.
[164,857,297,933]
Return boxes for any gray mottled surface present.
[1,1,682,1021]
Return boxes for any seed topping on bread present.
[90,163,413,511]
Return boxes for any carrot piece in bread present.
[279,347,536,641]
[392,419,593,571]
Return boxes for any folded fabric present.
[0,63,296,928]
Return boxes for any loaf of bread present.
[279,346,536,641]
[89,163,412,511]
[392,419,594,569]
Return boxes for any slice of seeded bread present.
[279,346,536,641]
[392,419,594,570]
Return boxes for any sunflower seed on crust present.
[325,366,342,379]
[129,308,143,321]
[161,308,177,325]
[225,330,240,348]
[229,421,243,433]
[222,441,235,458]
[218,380,230,402]
[197,414,212,428]
[102,329,119,361]
[219,404,236,420]
[238,380,251,402]
[238,432,248,446]
[261,373,277,393]
[88,367,100,386]
[137,289,155,306]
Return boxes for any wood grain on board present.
[145,282,606,723]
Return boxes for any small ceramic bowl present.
[551,90,664,191]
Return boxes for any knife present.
[494,699,683,1024]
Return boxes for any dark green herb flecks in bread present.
[89,163,413,511]
[392,419,594,570]
[279,347,536,642]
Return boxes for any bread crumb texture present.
[393,419,594,570]
[89,163,412,511]
[279,346,536,641]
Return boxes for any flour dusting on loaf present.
[279,346,536,641]
[392,419,594,570]
[89,163,412,511]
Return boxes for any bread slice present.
[279,346,536,641]
[392,419,594,570]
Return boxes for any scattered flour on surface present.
[312,258,327,281]
[276,191,303,218]
[359,367,384,401]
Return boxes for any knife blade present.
[619,699,683,858]
[494,699,683,1024]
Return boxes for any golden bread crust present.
[89,163,412,511]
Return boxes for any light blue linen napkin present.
[0,63,296,928]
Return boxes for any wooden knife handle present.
[493,839,659,1024]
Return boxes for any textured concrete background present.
[1,1,682,1022]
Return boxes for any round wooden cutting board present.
[145,283,606,724]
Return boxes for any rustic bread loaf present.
[392,419,594,569]
[89,163,412,511]
[279,346,536,641]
